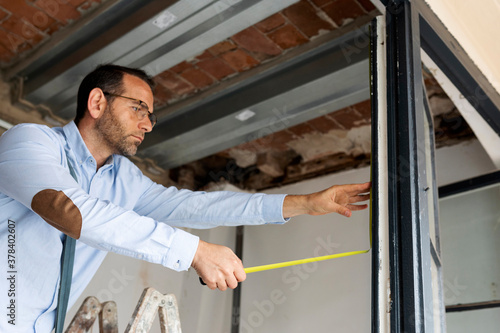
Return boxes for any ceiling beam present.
[138,25,371,169]
[14,0,298,120]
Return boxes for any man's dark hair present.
[74,64,155,125]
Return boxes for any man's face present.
[95,74,154,156]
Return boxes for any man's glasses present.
[103,92,157,128]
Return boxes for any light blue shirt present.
[0,121,287,332]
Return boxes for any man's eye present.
[132,106,139,112]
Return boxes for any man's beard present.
[95,105,140,157]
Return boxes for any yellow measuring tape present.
[244,248,370,274]
[243,185,373,274]
[200,185,373,285]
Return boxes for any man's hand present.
[283,182,371,218]
[191,240,246,290]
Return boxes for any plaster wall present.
[425,0,500,93]
[66,139,495,332]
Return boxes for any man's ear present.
[87,88,107,119]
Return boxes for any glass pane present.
[439,183,500,305]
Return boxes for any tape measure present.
[244,248,370,274]
[243,181,373,274]
[200,189,372,285]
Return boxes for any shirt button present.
[173,261,180,269]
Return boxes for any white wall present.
[434,139,496,186]
[435,140,499,332]
[241,167,372,333]
[425,0,500,93]
[66,139,495,333]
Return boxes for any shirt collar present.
[62,121,96,167]
[63,121,116,172]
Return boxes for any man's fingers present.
[218,281,228,291]
[347,203,368,211]
[349,194,371,203]
[346,182,371,195]
[235,268,247,283]
[226,276,239,289]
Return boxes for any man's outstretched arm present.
[282,182,371,218]
[192,182,371,290]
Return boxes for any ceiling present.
[0,0,475,190]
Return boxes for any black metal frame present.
[385,1,428,331]
[231,226,244,333]
[372,0,500,332]
[369,18,382,332]
[438,170,500,199]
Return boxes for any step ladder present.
[65,287,182,333]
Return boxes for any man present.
[0,64,370,332]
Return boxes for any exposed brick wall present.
[223,99,371,159]
[0,0,102,66]
[0,0,377,106]
[152,0,378,108]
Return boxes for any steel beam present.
[138,25,371,169]
[14,0,298,120]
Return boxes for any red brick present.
[329,107,364,129]
[322,0,366,26]
[231,26,281,61]
[45,20,64,35]
[195,50,213,61]
[155,70,195,96]
[267,24,308,50]
[310,0,333,7]
[208,40,237,56]
[307,114,342,133]
[35,0,81,23]
[69,0,88,6]
[283,1,334,37]
[169,61,194,74]
[255,13,286,33]
[0,42,14,63]
[78,1,96,11]
[351,99,371,120]
[153,82,177,106]
[1,16,45,46]
[258,130,297,151]
[0,29,21,52]
[356,0,377,12]
[0,1,39,19]
[0,1,55,31]
[221,49,259,72]
[180,68,214,90]
[197,57,236,81]
[0,7,9,21]
[287,122,316,137]
[31,9,58,31]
